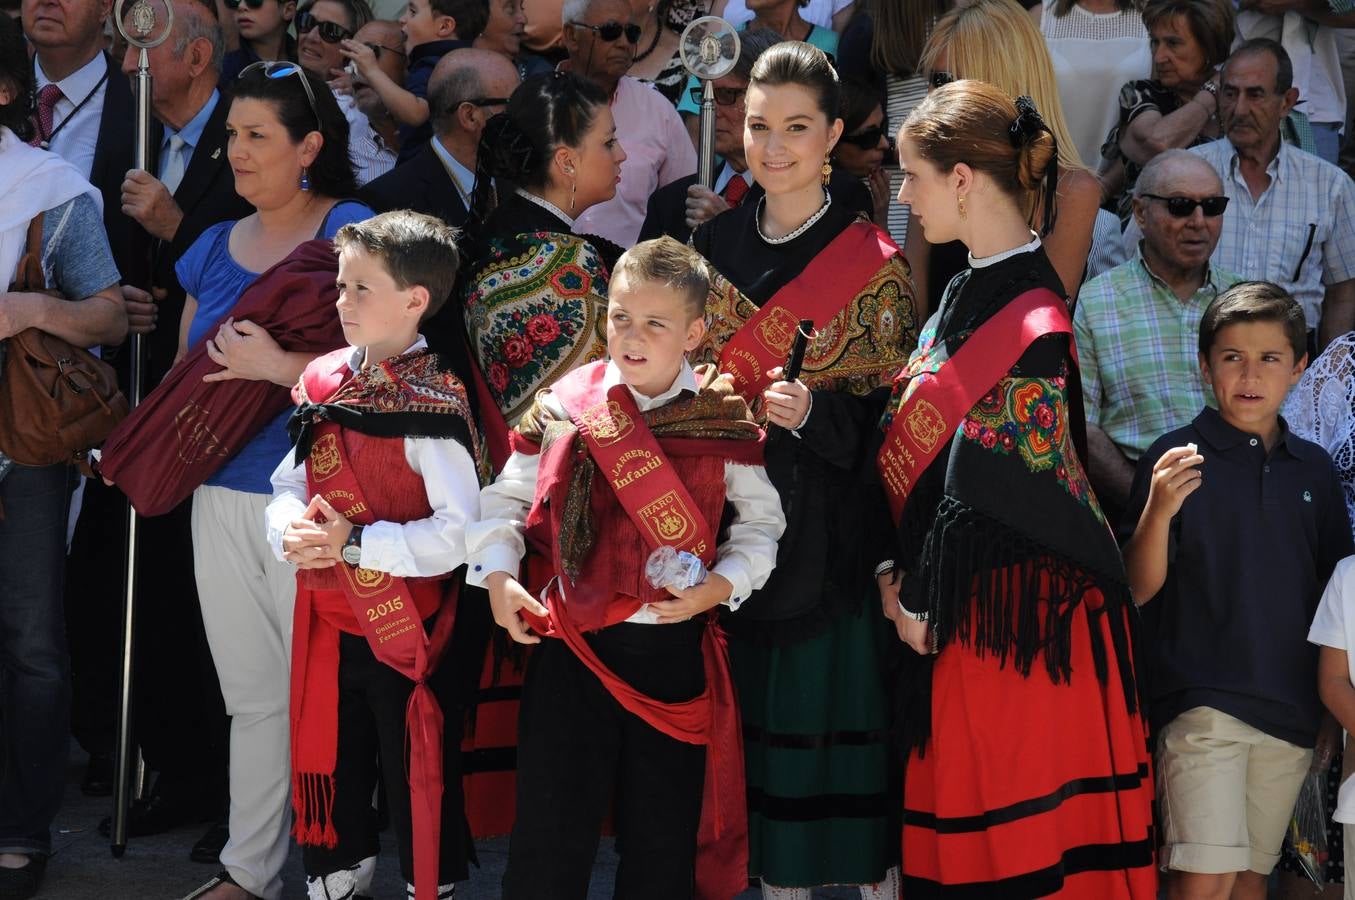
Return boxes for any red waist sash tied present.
[290,418,456,900]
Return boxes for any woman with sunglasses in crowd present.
[296,0,371,84]
[219,0,298,85]
[882,78,1155,898]
[914,0,1100,309]
[831,79,894,230]
[173,62,372,900]
[689,41,918,899]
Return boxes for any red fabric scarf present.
[100,240,345,515]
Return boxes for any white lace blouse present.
[1283,332,1355,538]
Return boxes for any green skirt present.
[731,604,899,888]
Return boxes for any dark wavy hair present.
[232,64,357,198]
[0,14,33,143]
[468,71,608,222]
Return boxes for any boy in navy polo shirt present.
[1123,281,1353,900]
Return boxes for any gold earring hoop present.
[821,153,832,187]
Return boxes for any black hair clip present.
[1007,95,1045,148]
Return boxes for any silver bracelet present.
[874,559,896,577]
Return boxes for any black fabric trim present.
[746,787,891,822]
[743,725,888,750]
[289,402,476,459]
[461,747,517,774]
[903,763,1150,834]
[475,684,522,704]
[901,838,1155,899]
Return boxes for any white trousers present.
[192,485,297,900]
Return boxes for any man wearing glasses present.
[342,18,407,184]
[1127,39,1355,358]
[561,0,695,247]
[1075,149,1241,522]
[360,46,519,227]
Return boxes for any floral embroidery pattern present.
[465,233,609,423]
[693,254,918,402]
[961,374,1104,522]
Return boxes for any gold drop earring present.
[821,153,832,187]
[957,195,967,220]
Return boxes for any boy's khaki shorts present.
[1157,706,1312,875]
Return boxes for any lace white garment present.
[1283,331,1355,538]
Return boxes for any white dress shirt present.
[465,360,786,624]
[265,338,482,578]
[337,91,397,187]
[34,52,108,179]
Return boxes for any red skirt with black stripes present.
[902,592,1157,899]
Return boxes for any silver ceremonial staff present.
[110,0,173,860]
[679,16,740,189]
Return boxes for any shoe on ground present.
[80,752,114,798]
[0,855,45,900]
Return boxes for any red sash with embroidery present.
[878,288,1071,525]
[520,376,750,900]
[718,220,896,404]
[292,419,455,900]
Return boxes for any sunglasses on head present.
[296,10,354,43]
[687,85,744,107]
[929,70,955,89]
[571,20,642,43]
[225,0,267,10]
[1140,193,1230,218]
[239,60,322,129]
[840,125,893,151]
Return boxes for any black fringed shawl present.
[885,246,1141,753]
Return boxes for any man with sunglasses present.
[1128,39,1355,357]
[560,0,694,247]
[360,47,518,226]
[218,0,296,85]
[1075,149,1242,521]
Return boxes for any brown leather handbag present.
[0,213,128,467]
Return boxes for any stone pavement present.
[40,752,859,899]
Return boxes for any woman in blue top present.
[174,62,372,900]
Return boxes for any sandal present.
[180,869,260,900]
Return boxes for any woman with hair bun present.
[878,78,1155,897]
[462,71,627,445]
[691,40,919,899]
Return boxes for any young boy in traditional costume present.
[465,236,786,899]
[264,210,481,900]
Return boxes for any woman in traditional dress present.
[462,71,627,438]
[689,41,919,900]
[879,79,1155,898]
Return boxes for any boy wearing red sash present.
[465,236,786,899]
[264,211,480,900]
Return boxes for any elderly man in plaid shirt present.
[1075,149,1242,519]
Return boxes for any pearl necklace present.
[755,188,832,245]
[514,188,576,228]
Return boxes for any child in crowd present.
[465,237,786,898]
[1124,281,1353,900]
[221,0,297,83]
[1309,556,1355,900]
[344,0,485,157]
[265,211,480,900]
